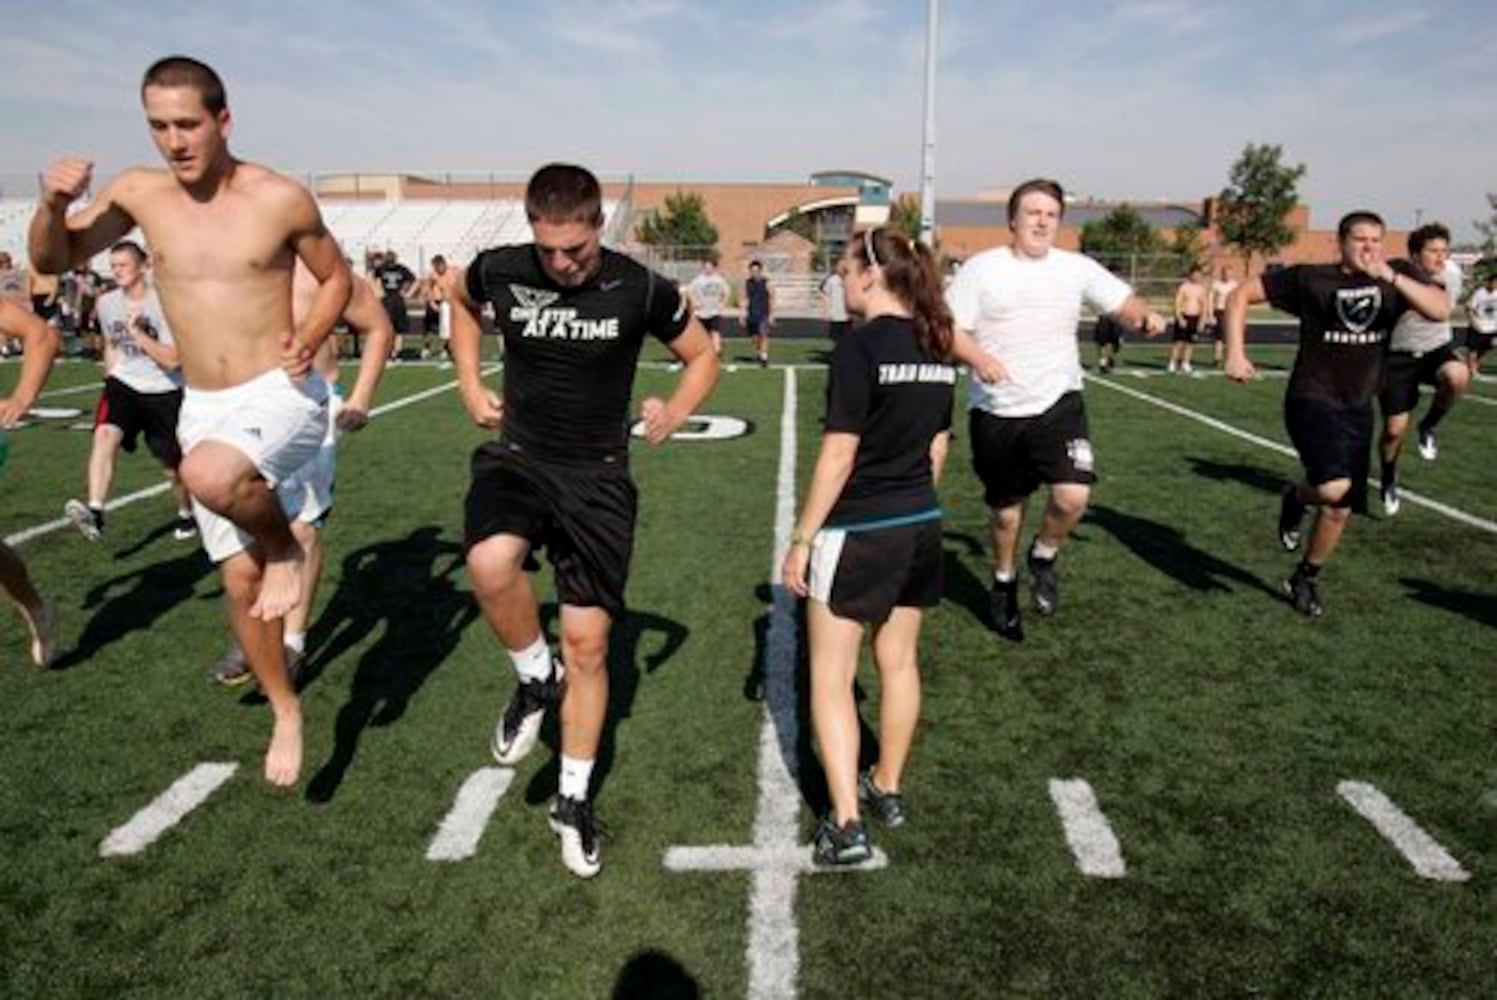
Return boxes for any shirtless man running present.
[1170,268,1209,374]
[29,56,352,785]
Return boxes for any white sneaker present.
[1416,427,1438,461]
[64,499,102,541]
[24,599,59,669]
[490,659,565,765]
[549,795,601,878]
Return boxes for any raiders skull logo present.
[1335,286,1381,333]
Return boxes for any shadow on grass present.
[942,529,993,631]
[613,948,700,999]
[304,526,478,803]
[52,546,215,670]
[1185,455,1286,496]
[520,601,690,806]
[1087,503,1278,597]
[112,517,185,560]
[1399,577,1497,629]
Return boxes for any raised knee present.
[466,543,525,597]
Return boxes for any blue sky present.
[2,0,1491,239]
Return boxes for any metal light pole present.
[918,0,939,248]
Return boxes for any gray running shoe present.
[812,816,872,867]
[1283,570,1324,618]
[210,645,252,687]
[64,499,103,542]
[858,768,906,828]
[1027,544,1061,616]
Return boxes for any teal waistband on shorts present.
[824,507,942,534]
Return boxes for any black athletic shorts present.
[423,305,440,335]
[1467,329,1496,354]
[1093,322,1121,347]
[699,314,721,334]
[1284,395,1371,512]
[969,391,1095,507]
[1172,315,1201,343]
[828,320,852,339]
[1212,309,1226,340]
[464,442,637,617]
[383,296,409,335]
[808,517,942,624]
[1378,345,1462,416]
[95,377,183,467]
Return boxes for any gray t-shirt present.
[821,272,848,322]
[1390,259,1460,354]
[97,286,180,393]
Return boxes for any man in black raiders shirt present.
[1223,211,1449,617]
[444,163,719,878]
[373,250,416,350]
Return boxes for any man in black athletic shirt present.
[1223,211,1449,617]
[446,163,719,878]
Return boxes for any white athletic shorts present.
[439,301,452,342]
[178,368,330,563]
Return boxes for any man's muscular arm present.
[29,160,140,273]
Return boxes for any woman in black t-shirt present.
[783,228,957,866]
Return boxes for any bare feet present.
[264,707,303,787]
[250,551,304,621]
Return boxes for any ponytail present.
[852,228,954,361]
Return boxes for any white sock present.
[559,755,594,801]
[1031,539,1058,561]
[284,631,306,654]
[508,635,553,683]
[994,569,1015,584]
[176,508,192,519]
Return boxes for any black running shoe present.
[989,578,1023,641]
[812,816,872,867]
[858,768,906,828]
[1278,484,1307,552]
[548,795,601,878]
[1027,545,1061,616]
[491,659,565,765]
[1283,570,1323,618]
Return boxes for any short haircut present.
[1408,222,1451,256]
[431,254,446,266]
[110,240,147,263]
[1337,211,1385,241]
[1007,178,1065,223]
[141,56,227,115]
[749,260,763,270]
[525,163,604,226]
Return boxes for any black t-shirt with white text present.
[823,315,956,525]
[375,262,416,302]
[466,245,690,463]
[1262,264,1407,407]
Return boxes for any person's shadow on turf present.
[304,526,478,803]
[1087,503,1278,597]
[1399,577,1497,630]
[1185,455,1287,497]
[51,546,215,670]
[520,601,689,805]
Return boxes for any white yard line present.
[1048,779,1127,879]
[663,366,883,1000]
[98,762,238,857]
[1336,781,1470,883]
[5,365,500,548]
[1085,374,1497,535]
[425,767,515,862]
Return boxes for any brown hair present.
[525,163,604,226]
[110,240,147,263]
[849,227,954,361]
[1408,222,1450,256]
[1007,178,1065,224]
[1337,210,1385,241]
[141,56,227,115]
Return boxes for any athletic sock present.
[284,631,307,654]
[1030,539,1058,561]
[1381,459,1397,484]
[87,503,105,530]
[1296,559,1321,579]
[994,569,1016,585]
[1419,405,1449,433]
[507,635,553,683]
[559,755,594,801]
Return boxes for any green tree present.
[776,207,816,243]
[1472,192,1497,287]
[890,193,923,242]
[1166,220,1207,275]
[1214,143,1306,272]
[1080,205,1164,276]
[635,191,719,256]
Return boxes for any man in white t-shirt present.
[64,240,195,542]
[819,266,850,339]
[1376,223,1468,515]
[1468,273,1497,379]
[947,178,1164,640]
[685,258,731,356]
